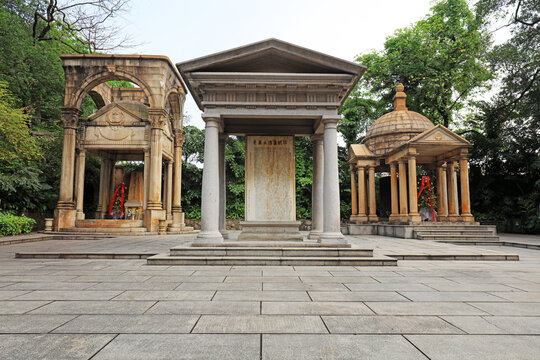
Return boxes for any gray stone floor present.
[0,233,539,359]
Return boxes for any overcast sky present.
[117,0,435,129]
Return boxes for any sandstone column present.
[319,117,346,244]
[398,160,409,222]
[357,166,368,223]
[54,107,81,230]
[143,148,150,211]
[309,135,324,239]
[368,165,378,222]
[145,109,167,232]
[100,159,113,218]
[195,116,224,244]
[440,163,448,221]
[166,161,173,220]
[349,165,358,222]
[219,134,229,239]
[96,157,105,219]
[459,151,474,222]
[447,161,459,221]
[436,163,447,221]
[389,162,399,221]
[170,131,186,231]
[407,152,421,223]
[75,149,86,220]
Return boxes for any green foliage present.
[0,212,36,235]
[295,137,313,219]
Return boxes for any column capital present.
[389,162,397,169]
[310,134,324,143]
[321,116,340,126]
[148,108,169,129]
[459,148,469,160]
[174,129,185,147]
[60,107,82,129]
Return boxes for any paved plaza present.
[0,233,539,359]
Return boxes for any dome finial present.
[393,83,407,111]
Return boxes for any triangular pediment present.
[89,103,146,127]
[408,125,472,146]
[177,38,366,75]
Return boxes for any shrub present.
[0,212,36,236]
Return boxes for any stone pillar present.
[169,130,187,231]
[54,108,81,231]
[368,165,378,222]
[407,152,421,223]
[96,157,105,218]
[398,160,409,222]
[319,117,346,244]
[143,148,150,211]
[357,166,368,223]
[447,161,459,221]
[195,116,224,244]
[100,159,113,218]
[437,164,447,221]
[145,109,167,232]
[218,134,229,239]
[349,165,359,223]
[166,161,173,220]
[441,163,448,221]
[389,162,399,221]
[75,149,86,220]
[459,152,474,222]
[309,135,324,239]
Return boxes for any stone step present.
[192,241,351,248]
[61,227,147,233]
[413,225,496,231]
[417,234,500,241]
[16,252,156,259]
[169,246,373,258]
[147,254,396,266]
[415,230,496,236]
[75,219,144,228]
[438,240,503,246]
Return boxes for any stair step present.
[415,230,495,236]
[61,227,147,233]
[75,219,144,228]
[169,247,373,258]
[417,235,500,241]
[147,254,396,266]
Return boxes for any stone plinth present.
[237,221,303,241]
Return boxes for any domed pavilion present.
[348,84,474,225]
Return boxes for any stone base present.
[194,230,224,244]
[167,212,198,234]
[319,231,348,245]
[238,221,303,241]
[53,208,76,231]
[460,213,475,222]
[144,209,166,233]
[307,230,322,240]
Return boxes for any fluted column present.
[75,149,86,220]
[357,166,368,222]
[319,116,346,244]
[219,134,229,239]
[407,152,421,223]
[368,164,378,222]
[398,160,408,222]
[309,135,324,239]
[447,161,459,221]
[389,162,399,221]
[196,116,224,244]
[459,151,474,222]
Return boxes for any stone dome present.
[364,84,434,156]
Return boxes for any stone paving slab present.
[365,301,491,315]
[344,283,436,291]
[309,291,409,302]
[469,302,540,316]
[262,301,375,315]
[112,290,214,301]
[262,282,349,291]
[262,334,426,360]
[322,315,464,334]
[405,334,540,360]
[0,315,76,333]
[399,291,508,302]
[3,282,98,290]
[193,315,328,333]
[442,315,540,334]
[92,334,260,360]
[488,291,540,302]
[0,300,51,314]
[175,282,262,291]
[145,301,261,315]
[53,314,199,334]
[87,281,179,291]
[28,300,156,315]
[12,290,122,301]
[212,290,311,302]
[0,334,115,359]
[0,290,30,300]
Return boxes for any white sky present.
[117,0,436,129]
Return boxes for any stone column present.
[436,163,447,221]
[459,152,474,222]
[447,161,459,221]
[75,149,86,220]
[143,148,150,211]
[357,166,368,222]
[309,135,324,239]
[441,163,448,221]
[319,117,346,244]
[96,157,105,218]
[389,162,399,221]
[219,134,229,239]
[166,161,173,220]
[368,165,378,222]
[195,116,224,244]
[407,152,421,223]
[170,131,186,231]
[398,160,409,222]
[54,108,81,231]
[145,109,167,232]
[349,165,358,222]
[100,159,112,218]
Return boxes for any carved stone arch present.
[68,70,156,110]
[165,89,185,129]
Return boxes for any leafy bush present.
[0,212,36,236]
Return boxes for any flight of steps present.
[59,219,153,236]
[414,225,500,245]
[147,243,396,266]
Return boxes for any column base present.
[400,215,409,223]
[368,215,379,223]
[319,231,347,245]
[308,230,322,240]
[146,200,163,211]
[448,214,460,222]
[389,214,400,222]
[144,209,166,232]
[408,213,422,224]
[438,215,448,221]
[350,215,368,224]
[76,211,85,220]
[219,229,230,239]
[238,221,303,241]
[460,213,475,222]
[194,230,224,245]
[53,208,76,231]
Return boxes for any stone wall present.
[185,219,313,231]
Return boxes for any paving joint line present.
[88,333,119,360]
[142,300,159,314]
[188,315,202,333]
[47,314,80,334]
[402,334,432,359]
[436,315,469,334]
[21,300,54,314]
